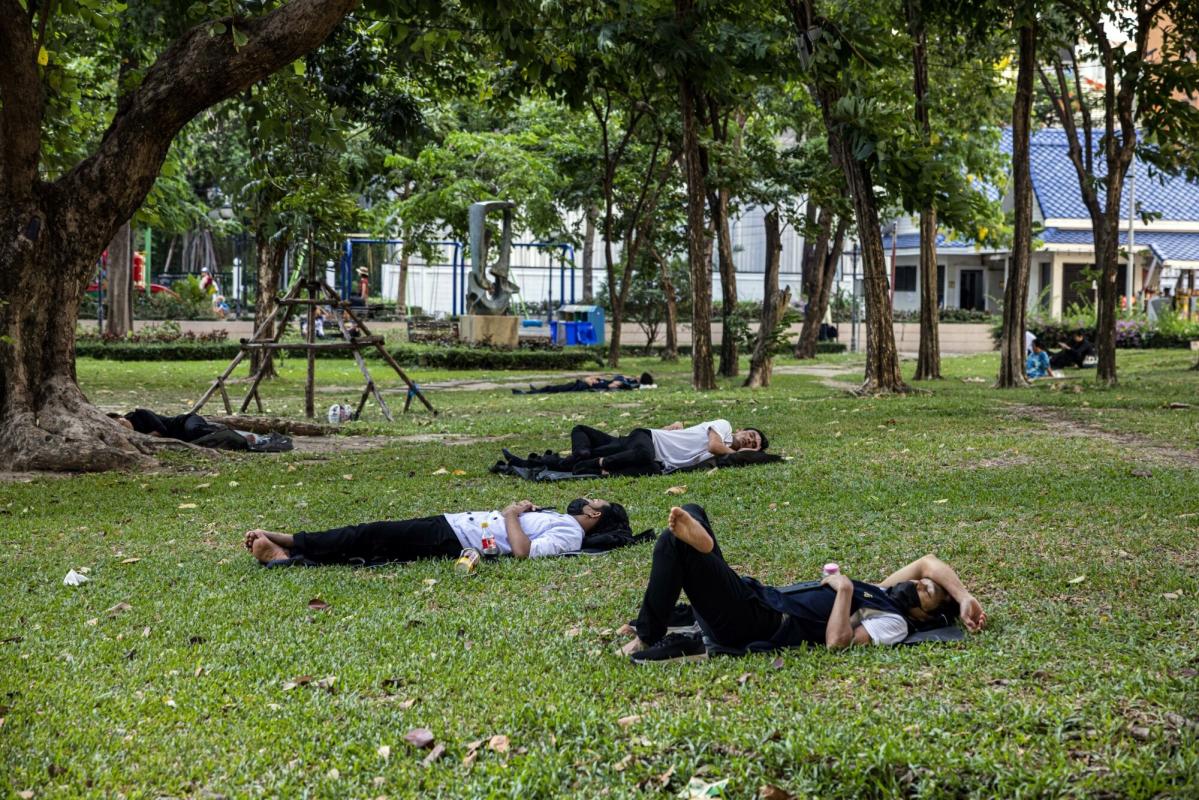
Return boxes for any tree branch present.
[1040,62,1101,220]
[56,0,358,251]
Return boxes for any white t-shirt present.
[850,607,909,646]
[442,510,583,558]
[1024,330,1036,356]
[650,419,733,471]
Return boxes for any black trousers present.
[291,515,461,564]
[633,504,783,647]
[569,425,657,475]
[523,380,593,394]
[1050,349,1082,369]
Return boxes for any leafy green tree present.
[1,0,359,471]
[1036,0,1199,385]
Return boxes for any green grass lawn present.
[3,351,1197,798]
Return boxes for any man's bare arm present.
[706,427,734,456]
[502,501,535,559]
[880,554,987,631]
[822,574,871,649]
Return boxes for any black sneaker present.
[630,633,707,665]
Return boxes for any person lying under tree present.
[244,497,630,566]
[511,372,654,395]
[112,409,291,451]
[616,504,986,664]
[501,419,767,476]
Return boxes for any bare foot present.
[616,623,636,637]
[245,529,292,563]
[668,507,713,554]
[617,637,646,657]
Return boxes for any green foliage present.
[596,256,692,351]
[71,340,602,369]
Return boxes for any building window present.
[894,265,917,292]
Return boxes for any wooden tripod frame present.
[191,266,435,421]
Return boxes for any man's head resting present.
[567,498,630,537]
[886,578,959,629]
[638,372,654,386]
[731,428,769,452]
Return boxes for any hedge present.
[75,341,603,370]
[990,322,1198,350]
[589,340,847,358]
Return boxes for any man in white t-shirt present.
[244,497,628,565]
[502,420,767,476]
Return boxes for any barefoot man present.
[617,504,987,664]
[244,497,629,566]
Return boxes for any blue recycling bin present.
[555,304,605,346]
[549,320,580,345]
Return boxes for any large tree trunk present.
[997,9,1037,389]
[652,245,680,362]
[1094,214,1121,384]
[105,221,133,337]
[396,243,410,313]
[604,235,624,368]
[678,83,715,386]
[0,0,358,471]
[795,206,835,359]
[249,231,287,378]
[582,204,597,302]
[745,208,787,387]
[913,208,941,379]
[714,189,738,377]
[828,127,907,393]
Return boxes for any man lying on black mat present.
[244,497,630,565]
[502,419,767,476]
[512,372,654,394]
[616,505,986,664]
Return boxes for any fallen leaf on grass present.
[228,481,240,487]
[106,602,132,616]
[315,675,337,692]
[565,626,582,638]
[422,743,445,766]
[771,657,785,670]
[452,469,467,476]
[282,675,313,691]
[933,498,948,504]
[760,785,796,800]
[377,745,391,760]
[1067,575,1087,584]
[119,557,141,565]
[1163,591,1183,600]
[1129,725,1151,741]
[307,598,330,611]
[463,738,484,767]
[194,665,203,678]
[423,579,438,587]
[432,468,449,475]
[657,765,676,787]
[195,483,211,489]
[17,790,34,799]
[613,753,634,772]
[488,734,510,754]
[177,503,197,509]
[665,485,687,496]
[85,618,98,626]
[617,714,641,728]
[342,474,353,481]
[737,673,751,686]
[404,728,435,749]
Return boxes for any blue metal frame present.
[341,237,575,315]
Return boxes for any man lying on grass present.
[501,419,767,476]
[616,504,986,664]
[244,497,629,566]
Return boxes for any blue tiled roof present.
[1001,128,1199,222]
[1040,228,1199,264]
[881,232,979,251]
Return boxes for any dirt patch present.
[286,432,512,455]
[820,379,862,393]
[1004,403,1199,469]
[0,470,75,484]
[775,364,863,378]
[968,454,1036,469]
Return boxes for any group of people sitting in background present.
[1025,330,1096,379]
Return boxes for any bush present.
[76,321,229,344]
[892,308,997,323]
[74,339,603,370]
[990,314,1199,350]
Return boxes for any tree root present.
[0,378,188,472]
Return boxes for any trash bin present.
[555,304,605,346]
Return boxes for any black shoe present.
[502,448,530,468]
[630,633,707,665]
[628,603,698,635]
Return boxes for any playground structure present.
[339,235,578,321]
[191,234,435,422]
